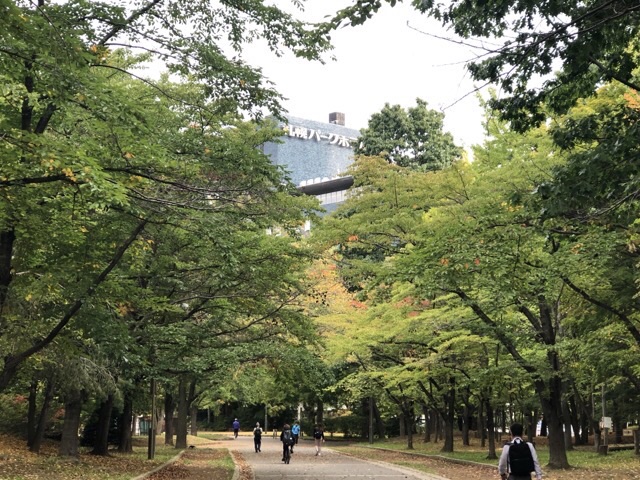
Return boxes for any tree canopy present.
[354,98,461,171]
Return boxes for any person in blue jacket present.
[291,421,301,452]
[232,418,240,439]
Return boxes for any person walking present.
[313,424,325,456]
[253,422,263,452]
[498,423,543,480]
[291,421,301,452]
[232,418,240,439]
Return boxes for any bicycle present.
[284,445,291,464]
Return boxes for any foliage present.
[354,99,461,171]
[326,0,640,131]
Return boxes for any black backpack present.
[254,428,262,438]
[283,429,294,445]
[508,440,535,475]
[313,429,322,439]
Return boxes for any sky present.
[240,0,488,151]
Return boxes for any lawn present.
[0,433,232,480]
[330,436,640,480]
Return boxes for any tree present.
[354,98,461,171]
[0,0,331,392]
[327,0,640,130]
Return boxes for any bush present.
[0,394,29,436]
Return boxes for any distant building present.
[263,112,359,215]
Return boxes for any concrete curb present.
[359,445,496,470]
[130,450,186,480]
[229,450,241,480]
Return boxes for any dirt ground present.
[145,449,251,480]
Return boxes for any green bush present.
[0,394,29,435]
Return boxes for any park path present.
[219,433,449,480]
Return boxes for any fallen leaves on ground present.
[0,434,237,480]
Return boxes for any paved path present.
[222,434,448,480]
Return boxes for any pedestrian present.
[253,422,263,452]
[232,418,240,439]
[280,423,294,462]
[272,426,278,439]
[313,423,325,456]
[498,423,543,480]
[291,421,301,452]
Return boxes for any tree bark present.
[59,391,83,457]
[441,380,455,453]
[118,391,133,453]
[164,389,175,445]
[373,398,385,438]
[175,377,188,449]
[462,402,470,446]
[316,399,324,425]
[30,379,54,454]
[91,394,114,455]
[188,379,198,436]
[405,402,414,449]
[27,380,38,446]
[486,399,497,459]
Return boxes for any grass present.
[330,436,640,480]
[0,433,230,480]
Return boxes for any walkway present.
[221,434,449,480]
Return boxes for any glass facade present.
[263,115,360,187]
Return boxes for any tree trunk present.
[188,379,198,436]
[399,413,405,437]
[190,404,198,436]
[405,402,414,449]
[538,370,570,468]
[441,379,455,453]
[164,390,175,445]
[175,378,188,449]
[0,229,16,313]
[568,396,582,446]
[30,379,54,454]
[316,399,324,425]
[118,391,133,453]
[422,404,431,443]
[462,402,470,446]
[478,398,486,448]
[486,399,497,460]
[91,394,114,455]
[59,391,83,457]
[27,380,38,446]
[525,410,536,443]
[373,398,385,438]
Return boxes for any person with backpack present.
[280,423,295,462]
[498,423,543,480]
[291,421,301,452]
[253,422,263,452]
[313,424,325,456]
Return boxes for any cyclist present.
[280,423,294,462]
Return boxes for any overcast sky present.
[240,0,488,150]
